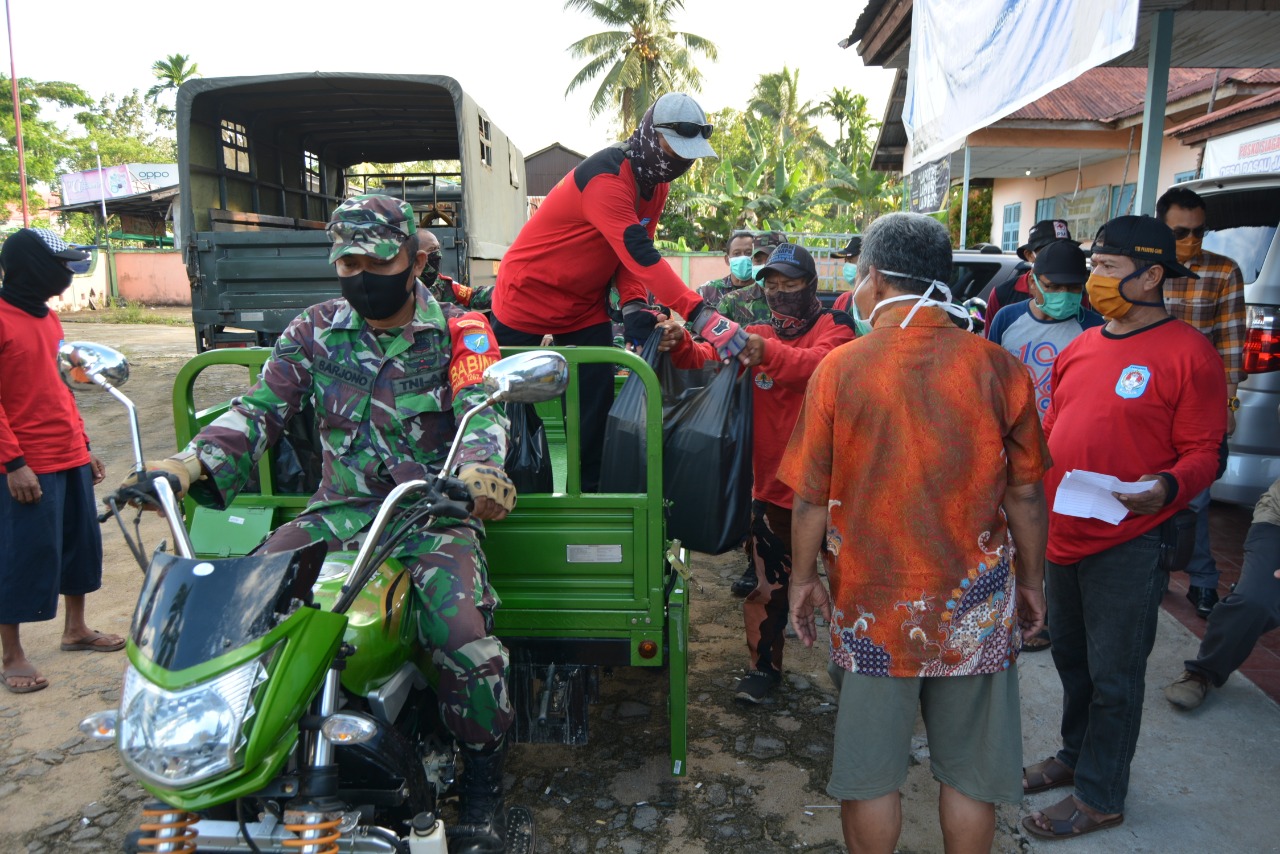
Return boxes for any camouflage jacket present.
[187,283,507,539]
[430,274,493,313]
[695,275,735,310]
[714,283,772,328]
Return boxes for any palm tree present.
[564,0,718,132]
[146,54,200,103]
[748,67,825,158]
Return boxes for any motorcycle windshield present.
[131,544,324,671]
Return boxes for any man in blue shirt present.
[988,240,1104,421]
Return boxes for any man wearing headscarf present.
[491,93,748,491]
[656,243,856,702]
[0,228,119,696]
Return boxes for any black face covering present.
[767,277,822,339]
[622,104,694,199]
[340,266,414,321]
[0,229,74,317]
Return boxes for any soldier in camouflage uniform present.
[715,231,787,329]
[421,229,494,312]
[130,195,516,854]
[695,230,757,309]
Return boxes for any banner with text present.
[903,0,1139,174]
[1202,120,1280,178]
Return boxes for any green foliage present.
[0,76,93,213]
[73,90,176,167]
[146,54,200,128]
[564,0,717,133]
[945,186,994,248]
[78,298,190,325]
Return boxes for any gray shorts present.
[827,664,1023,805]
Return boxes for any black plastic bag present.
[504,402,554,494]
[663,362,753,554]
[600,329,720,493]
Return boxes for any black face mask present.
[421,251,442,289]
[0,229,75,317]
[766,279,822,339]
[340,266,414,321]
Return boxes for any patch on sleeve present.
[451,281,475,307]
[448,313,500,393]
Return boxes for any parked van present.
[175,73,527,351]
[1182,173,1280,506]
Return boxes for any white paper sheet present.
[1052,470,1157,525]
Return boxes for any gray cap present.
[652,93,717,160]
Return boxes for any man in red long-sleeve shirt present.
[1021,216,1226,841]
[492,93,748,491]
[659,244,856,703]
[0,229,121,695]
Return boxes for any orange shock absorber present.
[136,802,199,852]
[281,813,341,854]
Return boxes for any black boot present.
[730,559,757,597]
[448,740,507,854]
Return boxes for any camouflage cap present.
[753,231,787,254]
[326,194,417,263]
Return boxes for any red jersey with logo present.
[669,313,856,507]
[1043,318,1226,563]
[493,148,703,335]
[0,300,91,473]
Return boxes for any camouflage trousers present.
[743,502,794,675]
[259,512,513,750]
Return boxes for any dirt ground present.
[1,319,1030,853]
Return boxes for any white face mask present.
[861,268,973,332]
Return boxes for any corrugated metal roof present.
[1006,67,1280,123]
[1168,87,1280,136]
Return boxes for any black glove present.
[621,301,660,347]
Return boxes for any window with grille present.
[1110,183,1136,218]
[303,151,320,193]
[220,119,250,174]
[1001,202,1022,252]
[1035,197,1057,221]
[478,116,493,167]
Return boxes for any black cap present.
[1091,215,1197,280]
[756,243,817,282]
[1017,219,1072,261]
[1032,240,1088,285]
[831,235,862,258]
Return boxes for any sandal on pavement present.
[1023,756,1074,794]
[1022,795,1124,840]
[3,667,49,694]
[60,630,125,652]
[1022,629,1052,652]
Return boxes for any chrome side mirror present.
[58,341,129,391]
[482,350,569,404]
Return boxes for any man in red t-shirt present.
[658,244,856,703]
[0,229,120,695]
[1021,216,1225,841]
[491,93,748,491]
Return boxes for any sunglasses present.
[326,221,409,245]
[1170,225,1206,240]
[655,121,714,140]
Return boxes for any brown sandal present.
[1022,795,1124,839]
[1023,756,1074,794]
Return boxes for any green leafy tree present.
[946,185,993,249]
[0,77,92,213]
[146,54,200,127]
[564,0,717,133]
[74,90,176,167]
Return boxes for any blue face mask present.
[842,262,857,284]
[848,275,873,336]
[728,255,754,282]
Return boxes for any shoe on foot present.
[1186,586,1220,619]
[448,740,507,854]
[1164,669,1211,710]
[730,562,757,598]
[734,670,781,704]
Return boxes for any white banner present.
[1202,120,1280,178]
[903,0,1140,174]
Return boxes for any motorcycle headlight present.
[119,657,266,788]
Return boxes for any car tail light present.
[1243,304,1280,374]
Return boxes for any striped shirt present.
[1162,249,1246,385]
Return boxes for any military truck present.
[175,73,526,351]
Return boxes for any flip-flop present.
[1022,795,1124,840]
[60,630,125,652]
[1023,756,1074,794]
[2,668,49,694]
[1022,630,1052,653]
